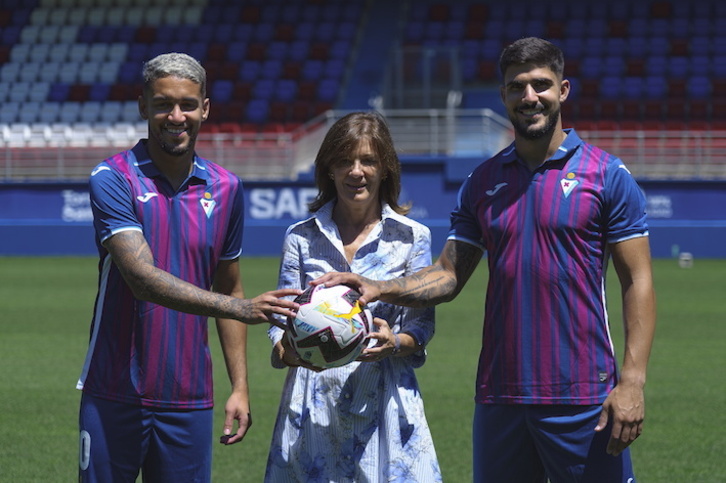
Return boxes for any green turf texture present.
[0,257,724,482]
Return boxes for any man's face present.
[138,76,209,157]
[500,63,569,140]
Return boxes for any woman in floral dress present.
[264,112,442,482]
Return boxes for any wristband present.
[392,333,401,355]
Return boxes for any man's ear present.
[560,79,571,103]
[201,98,210,122]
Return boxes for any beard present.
[152,128,196,157]
[159,141,192,157]
[510,106,560,140]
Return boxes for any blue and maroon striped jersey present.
[77,141,245,409]
[448,129,648,405]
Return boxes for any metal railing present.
[580,128,726,180]
[2,109,726,181]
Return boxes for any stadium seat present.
[48,83,70,102]
[76,24,99,41]
[17,102,42,124]
[28,82,50,102]
[57,102,82,124]
[121,101,141,123]
[14,81,31,102]
[246,99,269,123]
[1,0,723,132]
[38,102,62,124]
[18,62,41,83]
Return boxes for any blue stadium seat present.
[89,83,111,102]
[275,79,297,102]
[687,76,712,99]
[238,61,261,83]
[245,98,269,123]
[252,78,276,100]
[211,79,234,102]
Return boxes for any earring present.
[329,173,334,180]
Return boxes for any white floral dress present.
[265,200,442,483]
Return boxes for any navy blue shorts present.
[473,404,635,483]
[78,393,213,483]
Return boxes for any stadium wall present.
[1,156,724,259]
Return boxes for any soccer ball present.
[286,284,372,369]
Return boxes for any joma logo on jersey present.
[485,182,508,196]
[136,192,158,203]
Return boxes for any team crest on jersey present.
[200,192,216,218]
[560,173,579,198]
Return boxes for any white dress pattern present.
[265,201,442,483]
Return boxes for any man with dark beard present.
[77,53,300,482]
[314,37,656,482]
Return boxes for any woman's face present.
[330,139,383,210]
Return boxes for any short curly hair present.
[142,52,207,97]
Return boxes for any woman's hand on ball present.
[359,317,397,361]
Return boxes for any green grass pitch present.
[0,256,724,482]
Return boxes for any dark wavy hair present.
[498,37,565,80]
[308,111,410,215]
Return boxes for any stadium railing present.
[2,109,725,181]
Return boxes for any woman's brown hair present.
[308,111,410,215]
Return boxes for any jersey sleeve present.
[603,160,649,243]
[220,177,245,260]
[447,173,486,250]
[88,163,142,244]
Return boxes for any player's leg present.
[472,404,547,482]
[528,405,636,483]
[78,393,150,482]
[142,407,213,483]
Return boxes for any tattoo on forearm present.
[110,231,250,321]
[378,241,480,307]
[388,268,457,306]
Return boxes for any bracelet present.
[392,333,401,355]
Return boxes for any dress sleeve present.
[267,227,303,346]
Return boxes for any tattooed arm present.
[104,230,300,324]
[314,240,484,308]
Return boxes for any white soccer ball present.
[286,284,372,369]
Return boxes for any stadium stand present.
[400,0,724,128]
[1,0,726,180]
[0,0,361,130]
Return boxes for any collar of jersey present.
[501,128,583,166]
[131,140,210,184]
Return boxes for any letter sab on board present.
[249,188,318,220]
